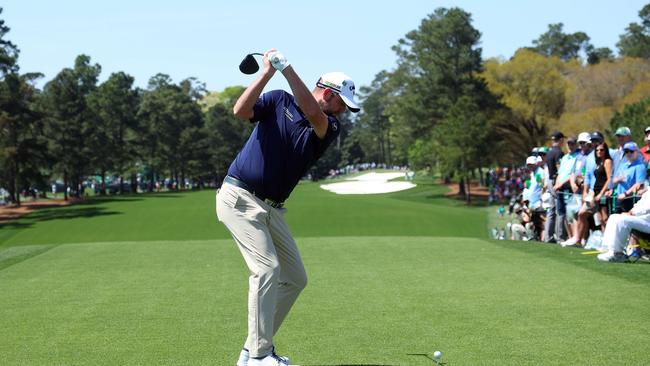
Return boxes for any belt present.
[223,176,284,208]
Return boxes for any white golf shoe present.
[248,353,297,366]
[236,348,293,366]
[597,251,628,263]
[236,348,249,366]
[560,237,578,247]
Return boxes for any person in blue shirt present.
[613,141,647,213]
[552,137,578,242]
[610,127,634,191]
[561,132,592,246]
[216,49,360,366]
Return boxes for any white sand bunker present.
[320,172,416,195]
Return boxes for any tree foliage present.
[388,7,489,168]
[0,73,46,204]
[0,8,18,76]
[7,5,650,202]
[482,49,570,161]
[558,57,650,139]
[42,55,101,199]
[610,96,650,143]
[352,71,393,165]
[433,96,490,201]
[87,72,140,194]
[137,74,205,190]
[618,4,650,58]
[203,100,251,182]
[532,23,592,61]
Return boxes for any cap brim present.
[340,94,360,113]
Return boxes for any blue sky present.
[2,1,647,92]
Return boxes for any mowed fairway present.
[1,178,649,365]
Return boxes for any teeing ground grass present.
[1,176,649,365]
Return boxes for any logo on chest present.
[283,107,294,122]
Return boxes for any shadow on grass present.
[407,353,445,364]
[0,190,194,231]
[306,355,442,366]
[0,244,57,271]
[22,206,120,221]
[70,190,186,205]
[305,364,398,366]
[304,353,443,366]
[0,206,121,232]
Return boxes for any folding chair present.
[629,229,650,263]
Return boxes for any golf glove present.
[269,51,289,72]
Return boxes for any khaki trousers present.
[216,182,307,358]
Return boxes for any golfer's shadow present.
[305,352,444,366]
[407,353,446,365]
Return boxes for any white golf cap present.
[317,72,360,113]
[577,132,591,143]
[526,156,537,165]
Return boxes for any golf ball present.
[433,351,442,359]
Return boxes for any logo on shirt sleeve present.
[283,107,294,122]
[332,121,338,131]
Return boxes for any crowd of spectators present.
[493,127,650,263]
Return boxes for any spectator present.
[640,126,650,163]
[544,133,565,242]
[547,131,565,181]
[610,127,633,194]
[583,131,604,195]
[537,145,557,243]
[592,142,613,231]
[566,141,614,247]
[561,132,592,246]
[637,162,650,196]
[553,137,578,242]
[597,188,650,262]
[524,156,545,240]
[613,142,647,213]
[510,203,534,241]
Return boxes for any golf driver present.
[239,52,264,74]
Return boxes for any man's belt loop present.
[224,176,284,208]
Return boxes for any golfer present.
[216,49,359,366]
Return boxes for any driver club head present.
[239,53,264,74]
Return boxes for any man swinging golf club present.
[216,48,360,366]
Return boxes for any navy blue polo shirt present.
[227,90,341,202]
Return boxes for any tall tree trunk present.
[131,172,138,194]
[13,172,20,207]
[149,166,155,192]
[386,130,392,166]
[63,171,69,201]
[466,173,472,204]
[458,177,466,197]
[101,171,106,195]
[119,176,124,194]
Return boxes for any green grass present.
[1,176,649,365]
[0,178,485,249]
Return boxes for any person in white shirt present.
[598,189,650,262]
